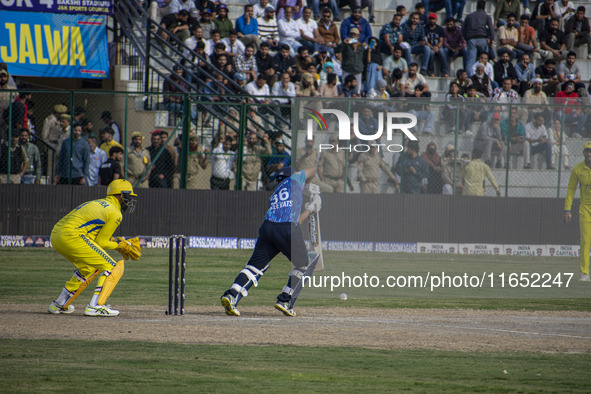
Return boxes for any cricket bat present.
[308,209,324,272]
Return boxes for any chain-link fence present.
[294,96,586,198]
[0,90,292,191]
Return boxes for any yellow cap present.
[584,141,591,151]
[107,179,137,197]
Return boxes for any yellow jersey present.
[565,161,591,211]
[52,195,122,250]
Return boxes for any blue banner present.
[0,11,109,79]
[0,1,113,15]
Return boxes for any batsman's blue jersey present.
[264,171,306,223]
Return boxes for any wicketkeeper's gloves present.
[114,236,142,261]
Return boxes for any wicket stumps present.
[166,235,186,316]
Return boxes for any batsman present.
[48,179,142,316]
[221,167,322,317]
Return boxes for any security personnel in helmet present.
[48,179,140,317]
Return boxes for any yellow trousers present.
[580,206,591,275]
[51,231,117,293]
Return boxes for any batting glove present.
[305,194,322,212]
[304,183,321,195]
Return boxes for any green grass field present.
[1,247,590,392]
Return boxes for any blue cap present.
[234,73,246,81]
[276,167,292,181]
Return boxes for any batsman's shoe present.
[47,300,75,314]
[275,302,297,317]
[221,294,240,316]
[84,304,120,317]
[579,274,590,282]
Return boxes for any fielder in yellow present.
[564,141,591,282]
[48,179,142,316]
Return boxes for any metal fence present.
[0,90,586,198]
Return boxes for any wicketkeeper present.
[221,167,322,317]
[48,179,142,316]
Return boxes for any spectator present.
[401,12,431,75]
[265,138,290,188]
[535,58,560,96]
[494,0,521,29]
[500,107,530,168]
[397,5,408,23]
[515,52,536,95]
[236,4,260,49]
[87,136,106,187]
[469,51,494,81]
[554,0,576,30]
[517,14,539,57]
[185,134,209,189]
[99,110,121,144]
[491,77,519,104]
[258,5,279,50]
[470,63,492,97]
[313,0,340,21]
[80,119,96,142]
[338,73,360,97]
[295,46,315,75]
[206,30,223,57]
[147,132,174,188]
[160,9,191,44]
[462,148,501,196]
[362,37,383,92]
[554,80,587,137]
[421,141,443,193]
[444,17,467,71]
[549,118,571,169]
[162,65,187,115]
[246,74,271,104]
[99,128,124,158]
[149,0,172,25]
[358,144,399,193]
[213,4,233,38]
[383,45,408,74]
[56,114,71,150]
[222,29,245,58]
[395,140,428,194]
[441,144,464,194]
[493,50,518,89]
[184,25,210,59]
[18,128,41,184]
[235,44,258,82]
[540,18,567,60]
[525,112,555,169]
[530,0,557,33]
[242,133,271,190]
[400,63,429,96]
[298,6,321,53]
[498,13,520,60]
[199,8,214,39]
[523,78,550,123]
[335,27,365,94]
[557,51,585,89]
[276,0,303,20]
[170,0,195,13]
[462,0,495,72]
[296,72,319,97]
[444,81,466,132]
[55,124,89,185]
[367,79,390,99]
[379,13,403,56]
[0,133,27,184]
[564,7,591,57]
[256,42,277,85]
[272,44,297,81]
[415,2,428,26]
[319,72,339,96]
[317,135,346,192]
[356,106,379,136]
[41,104,67,149]
[159,130,178,170]
[98,146,123,186]
[425,13,449,77]
[317,8,340,55]
[277,7,302,55]
[340,8,372,44]
[253,0,270,18]
[210,137,236,189]
[474,112,506,168]
[0,68,14,119]
[127,131,151,188]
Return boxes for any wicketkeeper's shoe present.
[47,300,75,314]
[220,294,240,316]
[83,304,120,317]
[579,274,590,282]
[275,302,296,317]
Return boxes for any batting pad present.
[98,260,125,305]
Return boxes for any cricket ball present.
[340,293,348,301]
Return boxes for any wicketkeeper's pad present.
[98,260,125,305]
[64,269,100,308]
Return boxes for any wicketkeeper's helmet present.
[107,179,137,213]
